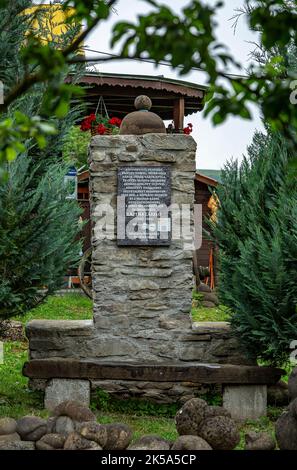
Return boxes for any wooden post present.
[173,97,185,132]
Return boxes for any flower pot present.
[91,128,113,136]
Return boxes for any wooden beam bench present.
[23,359,284,420]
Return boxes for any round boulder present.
[129,435,171,450]
[245,431,276,450]
[104,423,132,450]
[202,293,219,305]
[268,381,289,406]
[0,440,35,450]
[201,301,216,308]
[16,416,47,441]
[172,435,212,450]
[204,406,231,419]
[289,397,297,418]
[36,433,66,450]
[199,416,240,450]
[0,433,21,443]
[52,401,96,423]
[54,416,75,436]
[64,432,102,450]
[288,368,297,401]
[175,398,208,436]
[0,417,17,436]
[276,410,297,450]
[197,283,211,293]
[78,422,108,448]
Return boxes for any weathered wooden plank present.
[23,359,284,385]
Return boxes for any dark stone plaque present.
[117,166,171,246]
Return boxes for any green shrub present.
[211,132,297,365]
[62,125,91,170]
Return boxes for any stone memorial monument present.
[24,96,280,419]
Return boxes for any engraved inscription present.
[117,166,171,246]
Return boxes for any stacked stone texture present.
[90,134,196,363]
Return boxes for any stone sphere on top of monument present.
[119,95,166,135]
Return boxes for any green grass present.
[0,341,46,419]
[13,293,93,323]
[1,293,92,418]
[96,412,177,442]
[191,305,230,322]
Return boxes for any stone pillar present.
[89,133,197,363]
[223,385,267,421]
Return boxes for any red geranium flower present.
[108,117,122,127]
[80,118,91,131]
[183,123,193,135]
[97,124,107,135]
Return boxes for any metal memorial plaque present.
[117,166,171,246]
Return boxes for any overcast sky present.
[42,0,264,169]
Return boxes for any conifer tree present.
[0,1,84,322]
[211,131,297,365]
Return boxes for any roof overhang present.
[66,72,207,120]
[195,172,218,187]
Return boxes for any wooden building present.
[195,171,221,288]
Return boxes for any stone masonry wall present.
[89,133,196,363]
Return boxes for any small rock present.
[54,416,75,436]
[16,416,47,441]
[35,441,54,451]
[78,422,107,447]
[199,416,240,450]
[52,401,96,423]
[0,433,21,442]
[104,423,132,450]
[202,293,219,305]
[36,433,66,450]
[245,431,276,450]
[276,410,297,450]
[128,435,170,450]
[0,440,35,450]
[201,301,216,308]
[0,417,17,436]
[83,441,103,450]
[172,435,212,450]
[268,381,289,406]
[175,398,208,436]
[204,406,231,419]
[288,368,297,401]
[197,283,211,293]
[64,432,102,450]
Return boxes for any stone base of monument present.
[44,379,91,412]
[23,355,283,420]
[223,385,268,421]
